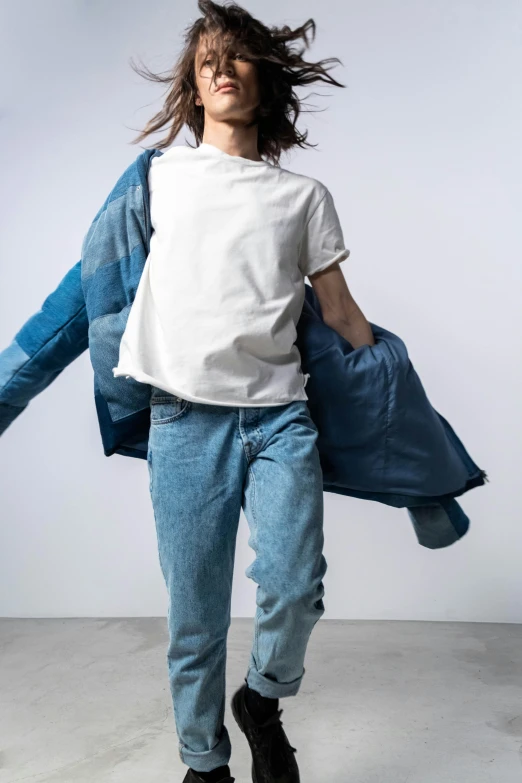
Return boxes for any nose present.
[218,59,235,79]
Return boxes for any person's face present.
[194,35,260,124]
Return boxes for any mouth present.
[217,82,239,93]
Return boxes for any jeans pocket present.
[150,396,191,425]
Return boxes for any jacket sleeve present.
[0,259,89,435]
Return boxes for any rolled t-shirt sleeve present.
[298,186,350,278]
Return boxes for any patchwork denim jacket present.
[0,148,488,549]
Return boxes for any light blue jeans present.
[147,385,327,772]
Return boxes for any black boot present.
[182,765,235,782]
[231,678,300,783]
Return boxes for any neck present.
[201,121,262,162]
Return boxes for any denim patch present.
[89,307,151,422]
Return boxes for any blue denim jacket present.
[0,148,488,549]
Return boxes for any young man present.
[113,1,374,781]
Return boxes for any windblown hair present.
[128,0,346,165]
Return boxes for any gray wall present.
[0,0,519,620]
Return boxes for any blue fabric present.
[0,147,488,548]
[148,388,326,768]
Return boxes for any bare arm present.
[308,262,375,349]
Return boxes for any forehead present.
[196,32,234,59]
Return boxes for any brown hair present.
[127,0,346,165]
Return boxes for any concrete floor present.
[1,618,521,783]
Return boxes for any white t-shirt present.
[112,142,350,407]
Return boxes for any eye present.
[233,52,247,61]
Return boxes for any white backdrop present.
[0,0,519,621]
